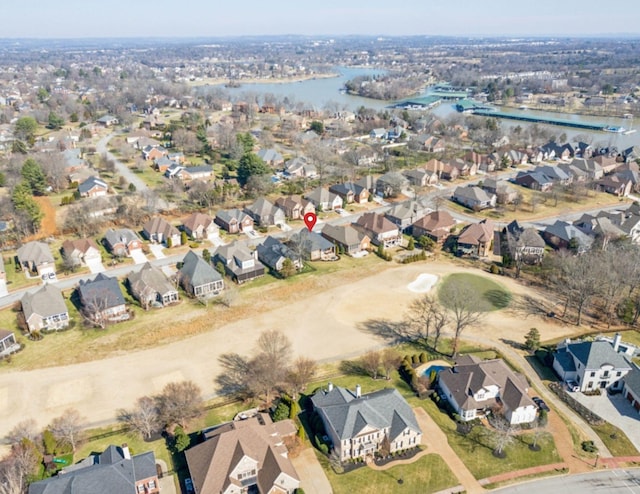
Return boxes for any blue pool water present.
[423,365,448,376]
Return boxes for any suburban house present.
[375,172,409,198]
[142,144,168,161]
[369,128,387,139]
[304,187,343,212]
[499,220,546,264]
[182,212,219,240]
[353,212,401,248]
[284,156,317,178]
[576,205,640,244]
[215,209,254,234]
[61,238,101,268]
[533,165,572,186]
[438,356,538,425]
[96,115,119,127]
[257,236,303,272]
[174,165,214,182]
[257,148,284,167]
[596,175,633,197]
[28,444,159,494]
[542,220,594,253]
[403,168,439,188]
[412,210,457,244]
[77,176,109,198]
[311,384,422,461]
[17,241,56,279]
[570,158,604,180]
[213,242,265,284]
[127,262,179,308]
[329,182,370,204]
[452,186,496,211]
[355,175,376,194]
[143,217,181,247]
[456,219,495,257]
[288,230,337,261]
[185,413,300,494]
[558,162,589,182]
[539,141,573,161]
[385,200,431,232]
[321,224,371,256]
[574,214,627,247]
[244,198,286,227]
[21,284,69,333]
[424,159,458,181]
[552,335,633,392]
[622,368,640,415]
[481,178,518,204]
[446,158,477,177]
[77,273,130,324]
[0,330,19,359]
[103,229,143,258]
[513,171,553,192]
[275,195,315,220]
[179,251,224,298]
[154,156,178,173]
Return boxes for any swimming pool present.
[422,364,450,376]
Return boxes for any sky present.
[3,0,639,39]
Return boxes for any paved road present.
[96,133,149,192]
[493,468,640,493]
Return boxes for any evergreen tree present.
[524,328,541,352]
[21,158,47,195]
[237,152,270,186]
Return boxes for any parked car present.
[566,380,579,392]
[532,396,550,412]
[184,478,194,494]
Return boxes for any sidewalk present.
[479,462,567,486]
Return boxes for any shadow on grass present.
[484,289,512,309]
[339,359,369,377]
[357,318,413,345]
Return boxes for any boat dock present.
[472,108,620,132]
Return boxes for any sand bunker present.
[407,273,439,293]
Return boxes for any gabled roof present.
[21,284,67,320]
[78,175,108,194]
[458,219,495,245]
[566,341,632,370]
[453,186,494,203]
[77,273,125,310]
[329,182,367,197]
[289,229,334,252]
[624,368,640,397]
[385,200,430,222]
[257,236,300,269]
[305,187,341,205]
[143,217,179,238]
[544,220,594,249]
[311,387,421,441]
[179,251,222,287]
[412,210,456,232]
[182,212,215,232]
[321,223,369,246]
[216,208,251,224]
[185,414,299,494]
[257,148,283,163]
[127,262,176,298]
[103,228,140,249]
[62,238,100,256]
[28,445,156,494]
[17,241,54,265]
[355,212,398,235]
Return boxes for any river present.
[199,66,640,148]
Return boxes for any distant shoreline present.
[187,72,339,87]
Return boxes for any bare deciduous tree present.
[284,356,317,398]
[5,420,39,447]
[155,381,203,428]
[49,408,84,452]
[439,280,486,357]
[407,294,450,351]
[117,396,159,440]
[380,348,401,380]
[360,351,381,379]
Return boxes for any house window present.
[590,372,596,377]
[137,485,144,493]
[148,480,156,489]
[617,371,622,377]
[588,382,593,389]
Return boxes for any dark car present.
[532,396,550,412]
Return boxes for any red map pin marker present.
[303,212,317,231]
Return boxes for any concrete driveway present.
[572,392,640,450]
[85,258,105,274]
[0,280,7,297]
[130,249,149,264]
[290,448,332,494]
[148,244,166,260]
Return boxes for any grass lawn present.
[418,399,561,480]
[318,451,459,494]
[438,273,512,311]
[591,421,640,457]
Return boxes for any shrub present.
[401,251,427,264]
[43,429,57,455]
[272,401,290,422]
[173,426,190,452]
[581,440,598,453]
[489,264,500,274]
[411,354,420,365]
[407,237,415,251]
[419,352,427,363]
[181,231,188,245]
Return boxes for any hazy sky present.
[4,0,639,38]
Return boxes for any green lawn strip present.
[481,467,569,490]
[419,399,561,480]
[438,273,512,311]
[317,450,459,494]
[591,421,640,457]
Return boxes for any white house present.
[438,356,537,425]
[552,335,633,393]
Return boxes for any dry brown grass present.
[28,196,58,240]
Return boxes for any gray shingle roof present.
[179,251,222,287]
[289,229,334,253]
[567,341,632,370]
[311,387,421,441]
[77,175,108,194]
[624,368,640,397]
[17,241,54,265]
[28,445,156,494]
[77,273,125,310]
[21,284,67,321]
[127,262,176,299]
